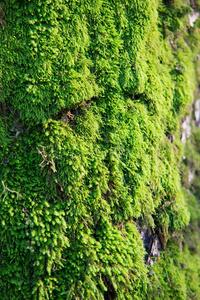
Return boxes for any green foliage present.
[0,0,199,299]
[146,117,200,300]
[147,242,200,300]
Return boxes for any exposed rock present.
[166,132,175,143]
[188,11,199,27]
[188,169,194,183]
[181,115,191,143]
[136,224,162,266]
[194,99,200,126]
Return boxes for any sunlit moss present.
[0,0,199,299]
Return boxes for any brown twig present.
[2,181,22,197]
[36,145,56,172]
[81,216,89,229]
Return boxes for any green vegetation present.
[147,127,200,300]
[0,0,200,299]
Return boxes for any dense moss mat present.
[0,0,200,299]
[147,128,200,300]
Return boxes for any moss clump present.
[0,0,200,299]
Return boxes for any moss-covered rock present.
[0,0,200,299]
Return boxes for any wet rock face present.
[194,99,200,127]
[137,225,163,266]
[181,115,191,144]
[188,11,199,27]
[181,99,200,144]
[188,169,194,183]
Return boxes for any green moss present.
[0,0,200,299]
